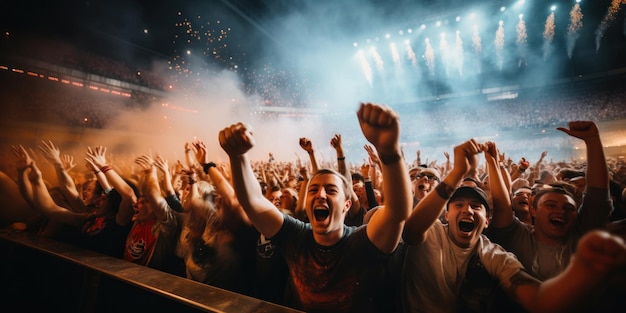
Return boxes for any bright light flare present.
[357,51,373,88]
[390,43,402,67]
[595,0,624,52]
[370,47,385,72]
[567,3,583,58]
[543,12,556,59]
[495,22,505,70]
[406,42,418,67]
[424,39,435,76]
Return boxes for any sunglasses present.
[411,173,439,182]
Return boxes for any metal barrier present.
[0,230,302,313]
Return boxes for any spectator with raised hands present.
[400,138,626,313]
[12,144,132,258]
[331,133,364,226]
[487,121,613,280]
[182,140,259,298]
[39,140,106,213]
[218,102,412,312]
[153,156,184,213]
[128,154,182,274]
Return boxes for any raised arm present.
[331,134,348,176]
[38,140,84,209]
[402,139,482,245]
[153,156,185,213]
[135,154,171,221]
[484,141,513,228]
[361,162,380,209]
[513,230,626,313]
[357,103,411,253]
[194,139,251,227]
[13,146,37,210]
[299,137,319,174]
[12,145,85,228]
[498,150,512,192]
[557,121,611,229]
[85,146,135,226]
[557,121,608,190]
[219,123,284,238]
[84,154,112,193]
[331,133,362,219]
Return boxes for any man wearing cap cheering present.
[399,138,626,313]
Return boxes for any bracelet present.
[378,153,402,165]
[93,170,101,175]
[100,165,113,173]
[337,157,346,161]
[435,182,454,200]
[202,162,217,174]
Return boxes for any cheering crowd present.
[1,100,625,313]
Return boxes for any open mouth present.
[458,220,475,232]
[418,184,425,190]
[313,207,330,221]
[518,200,529,206]
[550,217,566,227]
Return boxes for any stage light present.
[500,7,506,12]
[436,21,441,27]
[550,5,556,11]
[519,14,524,19]
[407,28,413,34]
[385,33,391,39]
[456,16,461,22]
[353,42,358,47]
[420,24,426,30]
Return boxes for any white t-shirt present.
[401,220,524,313]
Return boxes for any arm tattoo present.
[507,270,541,300]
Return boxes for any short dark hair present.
[531,181,577,208]
[312,168,352,200]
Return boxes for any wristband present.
[94,170,101,175]
[378,153,402,165]
[100,165,113,173]
[337,157,345,161]
[203,162,217,174]
[435,182,454,199]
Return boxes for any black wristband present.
[337,157,345,161]
[203,162,216,174]
[435,182,454,199]
[378,153,402,165]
